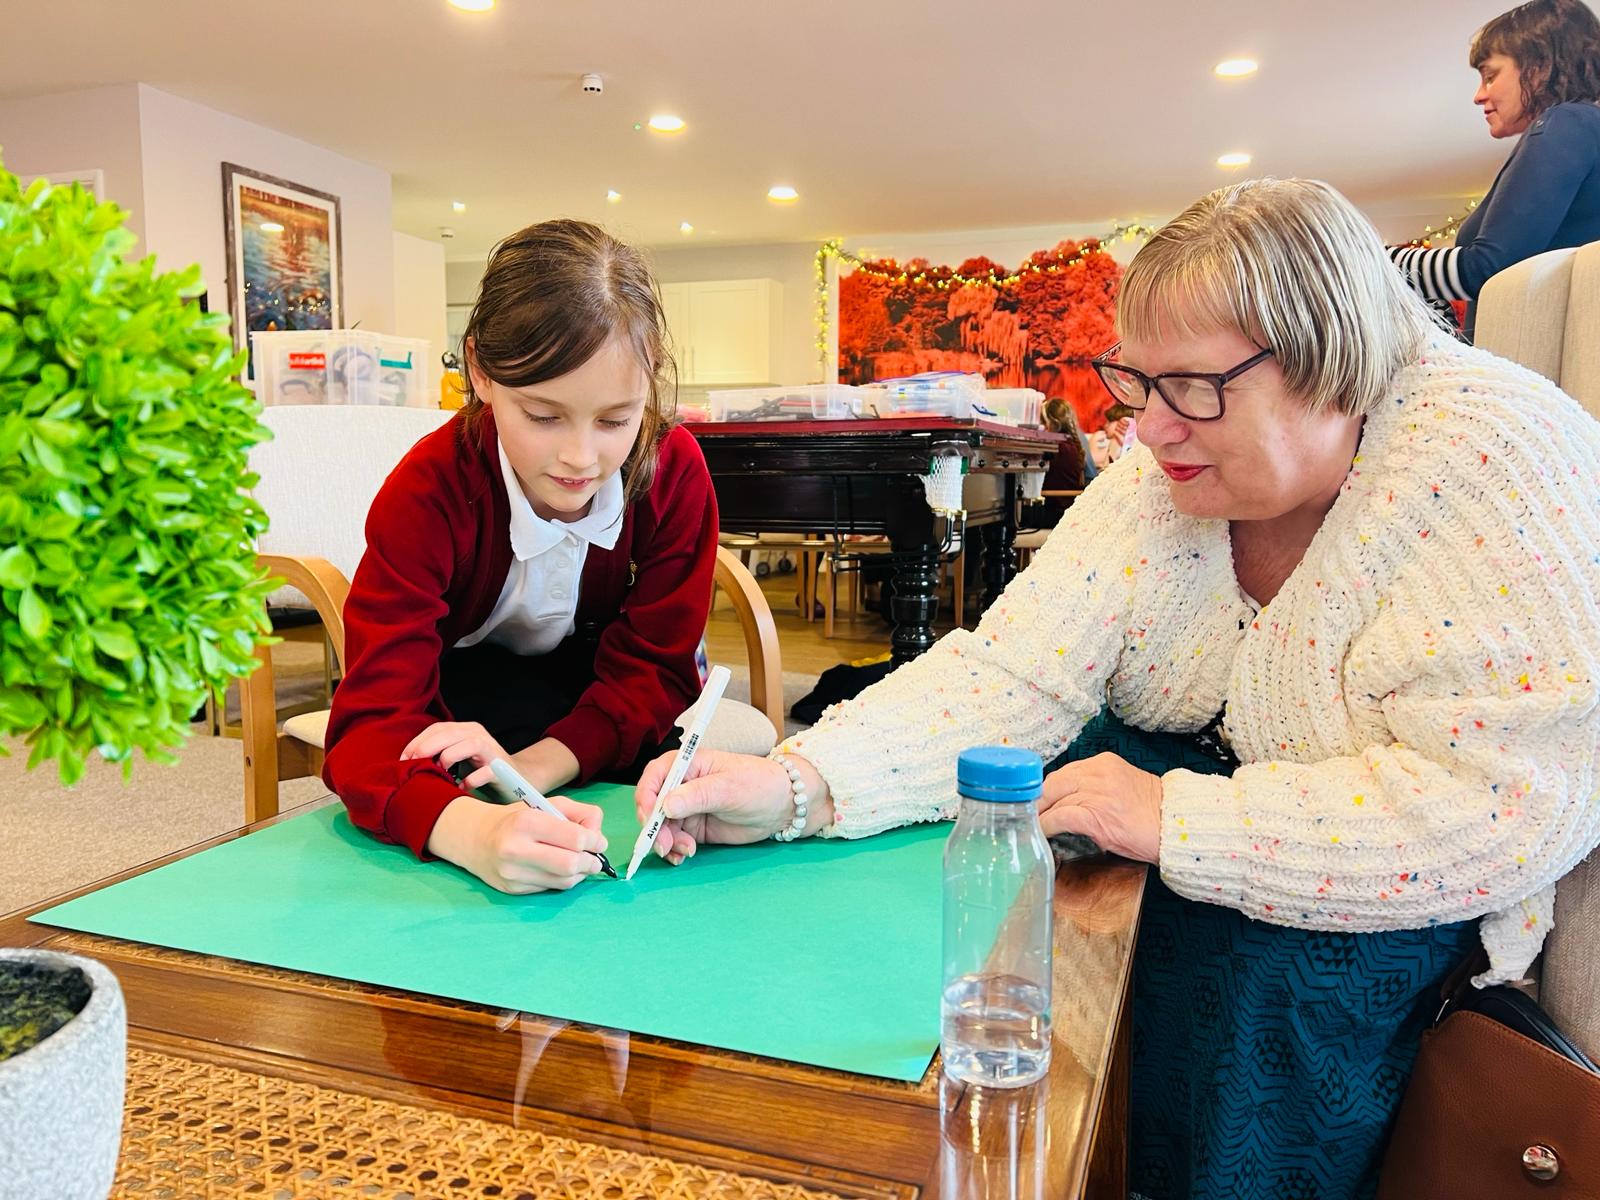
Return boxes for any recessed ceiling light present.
[767,185,799,203]
[648,114,687,133]
[451,200,466,213]
[259,221,284,233]
[679,222,694,235]
[447,0,495,11]
[1217,152,1252,168]
[606,189,622,203]
[1214,58,1259,78]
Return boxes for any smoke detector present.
[581,73,603,95]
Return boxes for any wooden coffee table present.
[1,795,1144,1198]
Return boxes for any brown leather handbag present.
[1377,952,1600,1198]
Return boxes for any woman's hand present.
[1039,752,1164,863]
[632,749,830,865]
[426,793,609,893]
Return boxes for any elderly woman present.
[636,179,1600,1199]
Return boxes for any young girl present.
[322,219,718,894]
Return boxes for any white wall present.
[443,242,824,393]
[648,242,821,388]
[135,84,395,335]
[0,85,147,246]
[446,258,485,307]
[392,231,447,397]
[1360,195,1478,245]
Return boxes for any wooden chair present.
[1015,489,1084,571]
[203,611,333,737]
[718,531,834,625]
[239,405,784,821]
[241,544,783,822]
[1017,400,1089,572]
[718,530,884,635]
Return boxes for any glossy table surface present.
[2,795,1145,1198]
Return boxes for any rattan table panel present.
[114,1048,865,1199]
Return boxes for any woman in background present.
[1023,397,1092,528]
[1388,0,1600,338]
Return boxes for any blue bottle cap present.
[956,746,1044,802]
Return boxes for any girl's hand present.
[632,749,828,865]
[427,794,609,894]
[1038,752,1164,863]
[402,721,508,789]
[402,724,580,795]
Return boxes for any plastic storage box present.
[708,384,867,421]
[976,388,1045,426]
[252,330,433,407]
[861,372,986,419]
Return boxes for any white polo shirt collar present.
[498,439,625,560]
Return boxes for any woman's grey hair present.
[1116,178,1443,417]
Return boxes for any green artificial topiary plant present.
[0,155,273,784]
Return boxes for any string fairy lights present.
[1401,198,1481,248]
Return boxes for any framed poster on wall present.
[221,162,343,376]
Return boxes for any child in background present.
[1088,413,1137,471]
[1027,397,1092,528]
[322,219,718,894]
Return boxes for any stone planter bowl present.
[0,948,126,1200]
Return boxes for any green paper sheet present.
[32,784,947,1081]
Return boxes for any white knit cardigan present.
[784,335,1600,985]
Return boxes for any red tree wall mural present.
[837,239,1122,431]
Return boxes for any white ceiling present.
[1,0,1509,258]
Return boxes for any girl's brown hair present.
[1470,0,1600,117]
[461,218,676,505]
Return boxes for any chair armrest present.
[258,554,351,674]
[239,554,351,823]
[712,546,785,735]
[1039,489,1084,499]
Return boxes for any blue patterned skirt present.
[1056,710,1479,1200]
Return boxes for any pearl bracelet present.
[769,753,809,842]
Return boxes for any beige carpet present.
[1,641,820,917]
[0,734,330,918]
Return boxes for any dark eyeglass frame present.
[1089,342,1274,422]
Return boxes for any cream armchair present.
[1475,238,1600,1057]
[238,406,782,822]
[1475,239,1600,416]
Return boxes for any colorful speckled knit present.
[784,333,1600,986]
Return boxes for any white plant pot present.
[0,948,126,1200]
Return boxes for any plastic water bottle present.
[939,1068,1050,1198]
[941,746,1053,1088]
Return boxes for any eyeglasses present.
[1090,342,1274,421]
